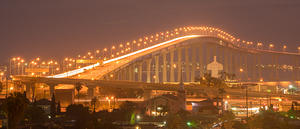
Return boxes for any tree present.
[118,101,138,121]
[66,104,92,129]
[2,92,29,129]
[75,82,83,103]
[23,104,49,129]
[91,97,97,113]
[197,72,231,114]
[57,101,61,114]
[166,114,188,129]
[221,111,235,129]
[248,109,292,129]
[50,94,56,118]
[0,82,3,93]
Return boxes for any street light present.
[269,44,274,50]
[283,45,287,52]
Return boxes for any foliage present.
[165,109,191,129]
[247,109,293,129]
[75,82,83,103]
[0,81,3,93]
[166,114,188,129]
[50,94,56,118]
[23,104,49,128]
[2,92,29,129]
[65,104,93,129]
[117,101,138,121]
[75,82,83,92]
[221,111,235,129]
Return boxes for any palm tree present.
[75,82,83,103]
[3,92,29,129]
[0,82,3,93]
[91,97,97,112]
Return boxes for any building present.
[142,94,184,116]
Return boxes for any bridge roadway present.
[67,35,202,80]
[13,76,300,100]
[48,33,300,81]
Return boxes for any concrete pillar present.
[235,51,240,78]
[178,47,182,81]
[155,55,159,83]
[47,83,57,97]
[162,52,167,83]
[199,44,204,77]
[87,87,95,98]
[138,62,143,82]
[31,84,36,100]
[128,66,133,81]
[143,89,152,100]
[170,49,175,82]
[146,59,152,83]
[206,44,211,73]
[228,49,233,75]
[224,48,229,73]
[185,47,190,82]
[25,82,32,98]
[191,47,196,82]
[132,64,136,81]
[122,69,126,80]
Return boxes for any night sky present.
[1,0,300,64]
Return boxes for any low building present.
[142,94,184,116]
[191,99,218,114]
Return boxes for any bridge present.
[11,26,300,106]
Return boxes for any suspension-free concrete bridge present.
[12,26,300,102]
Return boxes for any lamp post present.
[106,96,115,111]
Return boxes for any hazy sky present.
[0,0,300,64]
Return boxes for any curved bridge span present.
[48,26,300,85]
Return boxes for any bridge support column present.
[143,89,152,100]
[191,47,196,82]
[177,47,182,81]
[138,62,143,82]
[224,48,229,74]
[129,65,133,81]
[205,44,211,73]
[199,44,204,77]
[155,55,159,83]
[185,47,190,82]
[228,49,233,75]
[133,64,136,81]
[146,59,152,83]
[47,83,57,97]
[25,82,34,99]
[162,52,167,83]
[87,87,95,98]
[122,69,126,80]
[31,84,36,100]
[170,49,175,82]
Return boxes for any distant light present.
[187,122,192,126]
[136,115,141,120]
